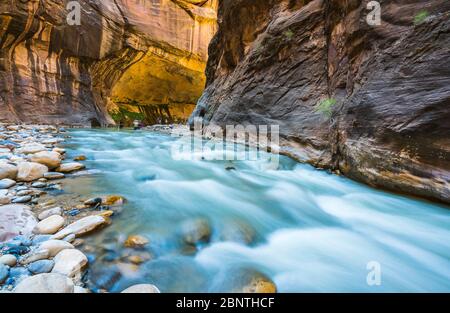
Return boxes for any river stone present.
[0,196,11,205]
[0,254,17,266]
[52,249,88,278]
[12,196,32,204]
[28,260,55,274]
[102,195,126,206]
[53,148,66,154]
[0,163,17,180]
[14,273,74,293]
[9,266,31,283]
[52,215,106,239]
[20,249,50,265]
[0,178,16,189]
[16,143,46,155]
[124,235,149,248]
[39,240,74,257]
[181,218,212,245]
[56,162,85,173]
[30,151,61,169]
[0,264,9,283]
[73,155,86,161]
[0,204,38,242]
[38,207,63,220]
[121,284,161,293]
[43,172,65,180]
[16,162,48,182]
[33,215,65,235]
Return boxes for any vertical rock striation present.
[0,0,218,126]
[190,0,450,203]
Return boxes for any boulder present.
[16,162,48,182]
[14,273,74,293]
[30,151,61,169]
[0,204,37,242]
[52,249,88,278]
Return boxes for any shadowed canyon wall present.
[190,0,450,203]
[0,0,217,126]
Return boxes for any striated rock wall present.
[0,0,217,126]
[190,0,450,203]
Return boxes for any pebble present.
[31,235,53,245]
[16,143,46,155]
[67,209,80,216]
[28,260,55,274]
[33,215,65,235]
[31,182,46,188]
[12,195,32,203]
[84,197,102,206]
[14,273,74,293]
[73,155,86,161]
[0,254,17,267]
[0,178,16,189]
[43,172,65,180]
[38,207,63,220]
[52,249,88,278]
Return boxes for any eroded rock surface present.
[190,0,450,203]
[0,0,218,126]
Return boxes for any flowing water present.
[61,129,450,292]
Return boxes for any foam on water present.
[63,129,450,292]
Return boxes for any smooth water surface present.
[62,129,450,292]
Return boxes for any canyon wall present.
[190,0,450,203]
[0,0,217,126]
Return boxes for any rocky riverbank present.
[0,124,161,293]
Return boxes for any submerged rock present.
[124,235,149,248]
[181,218,212,246]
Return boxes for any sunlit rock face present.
[0,0,217,126]
[190,0,450,203]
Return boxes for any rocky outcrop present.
[190,0,450,203]
[0,0,217,126]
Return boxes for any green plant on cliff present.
[315,98,337,119]
[283,29,294,40]
[414,10,429,25]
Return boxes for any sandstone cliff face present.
[190,0,450,203]
[0,0,217,126]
